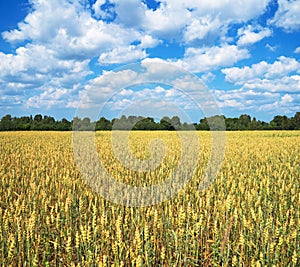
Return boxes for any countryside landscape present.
[1,0,300,266]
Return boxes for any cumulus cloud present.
[102,85,199,119]
[237,25,272,46]
[176,44,250,72]
[113,0,148,28]
[139,35,161,48]
[92,0,116,20]
[281,93,293,104]
[26,87,69,109]
[215,87,300,115]
[0,0,271,76]
[215,87,277,110]
[70,59,216,115]
[1,0,296,114]
[0,44,90,90]
[201,72,216,83]
[218,55,300,115]
[269,0,300,32]
[99,46,147,64]
[98,35,160,64]
[242,75,300,93]
[142,0,270,39]
[294,47,300,54]
[221,80,300,113]
[75,78,200,118]
[256,93,299,114]
[76,62,178,108]
[3,0,88,43]
[222,56,300,84]
[91,0,272,43]
[2,2,142,61]
[85,69,139,96]
[0,0,155,110]
[0,42,92,109]
[183,16,222,43]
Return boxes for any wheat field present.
[0,131,299,266]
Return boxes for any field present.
[0,131,299,266]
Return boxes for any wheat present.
[0,131,299,266]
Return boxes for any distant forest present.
[0,112,300,131]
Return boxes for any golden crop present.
[0,131,299,266]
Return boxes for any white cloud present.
[143,2,190,38]
[243,75,300,93]
[218,56,300,115]
[70,63,213,113]
[0,0,271,70]
[269,0,300,32]
[256,93,299,114]
[1,0,293,114]
[173,75,205,91]
[215,87,300,115]
[26,87,69,109]
[3,0,84,43]
[139,35,161,48]
[113,0,148,28]
[294,47,300,53]
[0,0,159,110]
[85,69,139,93]
[140,58,185,81]
[237,25,272,46]
[1,0,147,61]
[1,0,272,63]
[215,88,279,102]
[183,16,221,43]
[144,0,270,37]
[0,42,92,109]
[281,93,293,104]
[103,85,198,118]
[266,44,277,52]
[176,44,250,72]
[76,63,177,108]
[201,72,216,83]
[105,0,270,42]
[0,44,90,88]
[222,56,300,84]
[213,77,300,118]
[98,35,160,64]
[92,0,115,20]
[99,45,147,64]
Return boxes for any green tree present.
[159,116,174,130]
[225,117,239,130]
[56,118,71,131]
[197,117,209,130]
[0,114,12,131]
[170,116,181,130]
[134,117,157,130]
[292,112,300,130]
[34,114,43,122]
[208,115,226,131]
[271,115,292,130]
[96,117,111,130]
[239,114,251,129]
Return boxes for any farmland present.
[0,131,299,266]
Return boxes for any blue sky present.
[0,0,299,122]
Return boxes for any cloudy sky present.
[0,0,299,122]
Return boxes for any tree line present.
[0,112,300,131]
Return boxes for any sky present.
[0,0,299,122]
